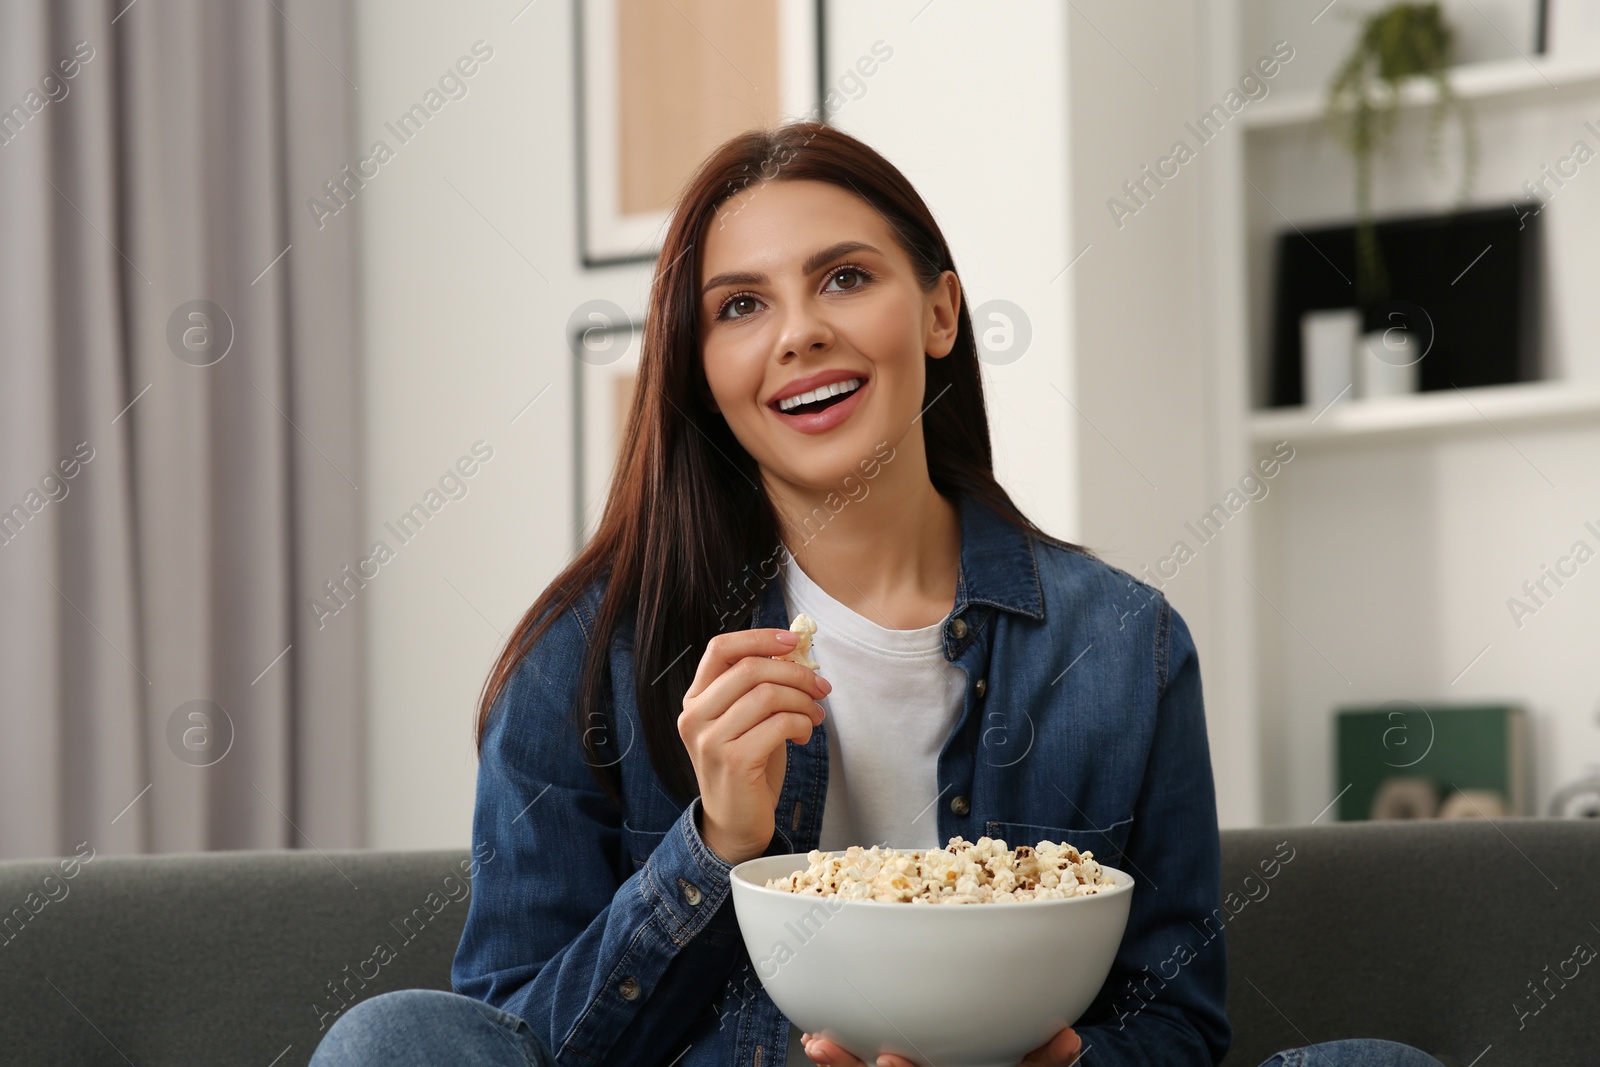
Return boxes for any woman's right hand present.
[679,628,831,866]
[802,1026,1083,1067]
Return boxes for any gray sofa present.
[2,819,1595,1066]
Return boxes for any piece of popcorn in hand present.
[778,612,820,670]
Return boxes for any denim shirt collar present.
[750,488,1045,632]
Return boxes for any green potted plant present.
[1324,2,1478,306]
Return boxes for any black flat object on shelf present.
[1267,203,1542,408]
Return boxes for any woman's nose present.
[773,293,833,360]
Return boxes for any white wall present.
[352,0,1082,848]
[353,0,649,847]
[1064,0,1264,828]
[823,1,1078,544]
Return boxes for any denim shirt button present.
[950,617,968,639]
[618,976,640,1000]
[975,678,987,698]
[679,878,703,906]
[950,795,970,816]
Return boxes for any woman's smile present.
[768,374,872,434]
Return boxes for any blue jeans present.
[1251,1041,1444,1067]
[306,989,1445,1067]
[307,989,555,1067]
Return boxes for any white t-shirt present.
[778,550,965,1066]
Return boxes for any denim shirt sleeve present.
[1070,596,1233,1066]
[450,599,767,1065]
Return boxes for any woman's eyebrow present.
[699,240,882,299]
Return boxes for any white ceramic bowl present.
[729,851,1134,1067]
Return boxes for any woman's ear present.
[924,270,961,359]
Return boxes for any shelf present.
[1247,380,1600,446]
[1242,53,1600,131]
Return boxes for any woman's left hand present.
[800,1026,1082,1067]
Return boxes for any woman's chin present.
[758,439,899,503]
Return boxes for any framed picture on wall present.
[573,0,827,267]
[1539,0,1600,55]
[571,315,643,551]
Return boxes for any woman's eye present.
[720,294,761,320]
[825,267,870,292]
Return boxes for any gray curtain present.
[0,0,364,858]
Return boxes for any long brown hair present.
[475,120,1089,810]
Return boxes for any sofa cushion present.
[0,847,473,1066]
[1217,818,1600,1066]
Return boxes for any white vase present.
[1357,326,1420,399]
[1300,308,1360,408]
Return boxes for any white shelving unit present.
[1242,50,1600,425]
[1243,53,1600,130]
[1249,380,1600,446]
[1200,0,1600,826]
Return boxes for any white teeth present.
[777,377,862,412]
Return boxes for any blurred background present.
[3,0,1599,861]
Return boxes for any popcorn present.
[778,612,820,671]
[764,836,1115,904]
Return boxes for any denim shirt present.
[452,490,1231,1067]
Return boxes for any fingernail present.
[776,630,799,646]
[816,676,832,693]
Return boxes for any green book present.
[1335,704,1530,820]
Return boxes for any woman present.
[309,122,1444,1067]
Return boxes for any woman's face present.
[697,178,959,494]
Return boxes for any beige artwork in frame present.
[574,0,824,265]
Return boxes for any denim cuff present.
[645,796,797,944]
[683,794,735,876]
[642,796,734,944]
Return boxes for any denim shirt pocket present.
[983,816,1135,869]
[621,819,669,871]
